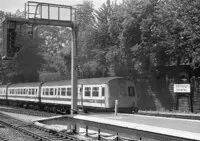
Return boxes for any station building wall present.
[135,66,200,113]
[136,75,174,111]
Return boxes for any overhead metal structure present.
[25,1,75,27]
[1,1,78,115]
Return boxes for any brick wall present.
[191,77,200,113]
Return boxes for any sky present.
[0,0,113,13]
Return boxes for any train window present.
[67,88,71,96]
[54,89,56,95]
[50,88,54,96]
[58,88,61,96]
[42,89,45,95]
[32,88,35,95]
[128,87,135,96]
[45,88,49,95]
[102,87,105,97]
[61,88,66,96]
[84,87,91,97]
[92,87,99,97]
[25,89,29,94]
[29,89,31,95]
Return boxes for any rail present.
[0,113,85,141]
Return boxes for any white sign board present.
[174,84,190,93]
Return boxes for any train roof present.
[8,82,42,88]
[0,85,8,88]
[2,77,128,88]
[42,77,125,86]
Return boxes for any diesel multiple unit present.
[0,77,138,113]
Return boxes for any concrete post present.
[115,99,118,116]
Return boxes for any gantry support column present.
[71,23,78,115]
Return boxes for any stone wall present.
[191,77,200,113]
[136,75,174,111]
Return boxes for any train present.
[0,77,138,114]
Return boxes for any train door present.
[91,85,101,107]
[100,85,106,108]
[83,85,92,107]
[78,84,83,109]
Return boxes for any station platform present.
[138,110,200,120]
[34,112,200,141]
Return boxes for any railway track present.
[0,113,85,141]
[0,105,59,117]
[0,136,8,141]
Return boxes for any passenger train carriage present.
[0,77,138,113]
[7,82,41,103]
[0,85,7,101]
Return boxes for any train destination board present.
[173,84,191,93]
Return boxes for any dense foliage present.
[0,0,200,83]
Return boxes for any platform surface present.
[88,113,200,133]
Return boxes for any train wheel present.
[34,105,39,110]
[52,107,56,113]
[23,103,27,108]
[60,107,66,114]
[132,107,139,113]
[44,106,48,111]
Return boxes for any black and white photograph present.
[0,0,200,140]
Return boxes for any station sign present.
[174,84,190,93]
